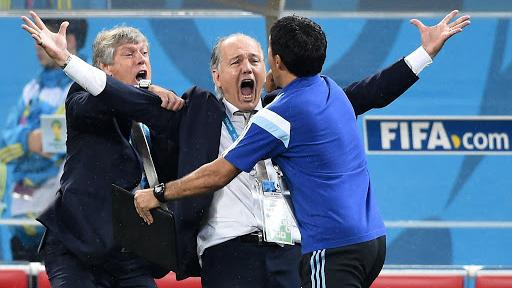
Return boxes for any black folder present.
[111,184,177,271]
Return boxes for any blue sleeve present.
[223,108,289,172]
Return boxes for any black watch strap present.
[153,183,166,203]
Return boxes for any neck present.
[278,72,297,89]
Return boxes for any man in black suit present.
[21,12,182,288]
[23,10,469,287]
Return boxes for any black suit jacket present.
[38,83,143,265]
[97,79,224,279]
[94,58,418,280]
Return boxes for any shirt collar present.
[222,98,263,119]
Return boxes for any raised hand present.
[410,10,471,59]
[21,11,70,66]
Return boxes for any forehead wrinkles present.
[116,42,148,53]
[220,37,262,63]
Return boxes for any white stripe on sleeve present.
[252,108,290,148]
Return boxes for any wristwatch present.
[60,54,73,69]
[138,79,152,89]
[153,183,166,203]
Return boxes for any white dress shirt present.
[196,99,264,262]
[404,46,432,75]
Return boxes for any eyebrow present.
[119,46,136,52]
[120,43,148,50]
[227,53,261,62]
[119,45,149,54]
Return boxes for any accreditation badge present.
[261,180,294,245]
[41,114,67,153]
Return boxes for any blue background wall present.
[2,14,511,265]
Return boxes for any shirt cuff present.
[63,55,107,96]
[404,46,433,76]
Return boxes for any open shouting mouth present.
[240,79,255,98]
[136,70,147,81]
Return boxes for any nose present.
[241,58,252,74]
[135,51,147,65]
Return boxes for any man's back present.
[225,75,386,253]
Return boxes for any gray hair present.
[92,26,148,68]
[210,33,263,98]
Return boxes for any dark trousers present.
[201,235,302,288]
[40,230,157,288]
[300,236,386,288]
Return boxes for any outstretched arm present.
[21,11,183,111]
[345,10,471,115]
[263,11,470,110]
[134,157,240,224]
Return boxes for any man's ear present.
[100,63,112,75]
[275,54,287,72]
[212,69,222,89]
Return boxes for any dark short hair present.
[44,18,88,50]
[269,15,327,77]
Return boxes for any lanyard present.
[224,112,297,244]
[222,114,240,142]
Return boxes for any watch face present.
[155,184,164,193]
[153,183,166,202]
[138,79,151,89]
